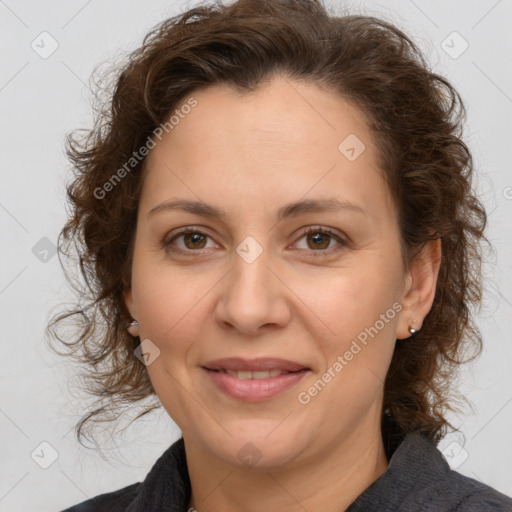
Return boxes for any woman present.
[51,0,512,510]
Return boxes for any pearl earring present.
[127,320,139,337]
[408,319,419,335]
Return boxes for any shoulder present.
[59,436,190,511]
[394,432,512,511]
[432,469,512,511]
[59,482,142,512]
[349,429,512,511]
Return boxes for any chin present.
[202,425,307,469]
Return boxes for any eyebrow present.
[148,197,365,221]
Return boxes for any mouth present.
[205,368,308,379]
[202,356,310,374]
[201,357,311,401]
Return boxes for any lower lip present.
[203,368,309,401]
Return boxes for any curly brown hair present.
[47,0,488,449]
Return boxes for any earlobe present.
[123,287,140,337]
[396,237,442,340]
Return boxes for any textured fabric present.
[345,432,512,512]
[60,431,512,511]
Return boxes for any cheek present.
[131,265,209,421]
[305,259,402,403]
[302,271,400,406]
[302,261,401,343]
[131,257,209,353]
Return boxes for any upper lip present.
[202,357,310,372]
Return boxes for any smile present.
[203,367,310,401]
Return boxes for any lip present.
[203,367,310,402]
[202,357,310,372]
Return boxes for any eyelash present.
[162,226,348,258]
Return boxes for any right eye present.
[162,227,220,254]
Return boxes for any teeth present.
[225,369,286,379]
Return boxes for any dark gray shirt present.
[61,431,512,511]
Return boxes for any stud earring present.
[127,319,139,337]
[408,320,419,336]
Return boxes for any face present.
[124,74,429,469]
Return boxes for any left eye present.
[294,227,345,254]
[163,226,346,257]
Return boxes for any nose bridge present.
[231,234,275,308]
[233,234,271,294]
[216,233,290,332]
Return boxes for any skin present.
[124,73,441,512]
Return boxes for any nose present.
[214,242,292,336]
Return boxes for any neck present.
[185,420,389,512]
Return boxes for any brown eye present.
[305,231,331,250]
[163,228,217,254]
[162,226,347,258]
[293,226,347,257]
[182,231,208,249]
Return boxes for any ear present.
[123,287,140,337]
[123,286,137,320]
[396,237,442,339]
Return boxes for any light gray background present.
[1,0,511,510]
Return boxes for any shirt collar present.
[346,431,449,511]
[126,429,447,511]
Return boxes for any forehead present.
[139,75,394,222]
[159,76,373,154]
